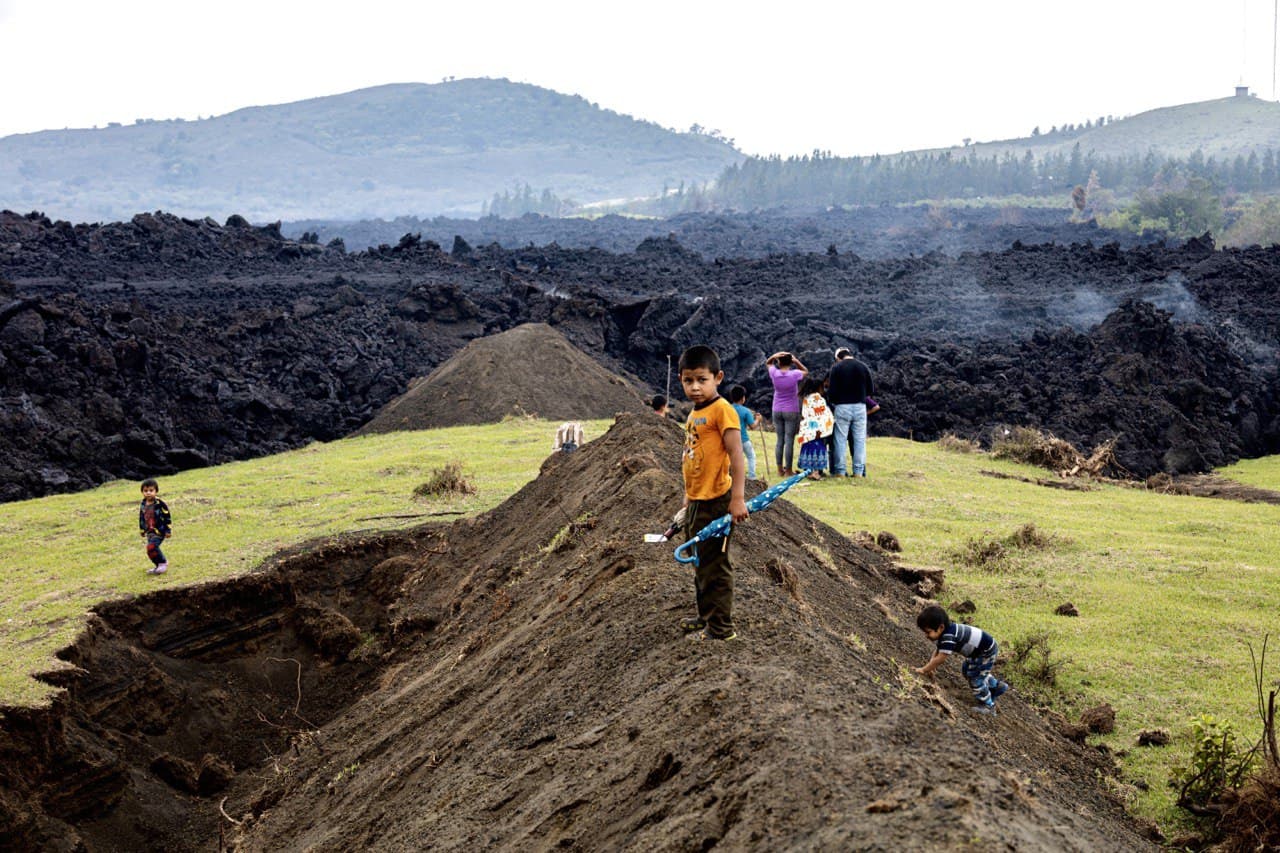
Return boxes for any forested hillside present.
[704,96,1280,210]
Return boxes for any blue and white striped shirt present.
[936,622,995,658]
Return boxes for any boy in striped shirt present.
[914,604,1010,715]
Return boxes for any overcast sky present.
[2,0,1277,157]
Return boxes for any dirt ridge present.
[0,415,1157,850]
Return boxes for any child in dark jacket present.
[138,478,172,575]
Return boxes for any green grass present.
[2,426,1278,834]
[783,438,1280,829]
[0,417,613,707]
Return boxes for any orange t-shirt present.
[682,396,740,500]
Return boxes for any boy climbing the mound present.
[914,604,1010,715]
[676,345,748,641]
[138,477,173,576]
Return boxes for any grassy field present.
[783,439,1280,827]
[0,417,613,707]
[1,423,1277,831]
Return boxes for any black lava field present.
[2,207,1278,501]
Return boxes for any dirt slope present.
[356,323,647,433]
[233,414,1154,850]
[0,415,1156,851]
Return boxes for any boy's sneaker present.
[155,563,168,575]
[687,629,738,642]
[990,681,1011,699]
[146,566,160,575]
[970,703,997,716]
[679,617,706,633]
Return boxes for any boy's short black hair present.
[678,345,720,375]
[728,384,747,404]
[650,394,667,410]
[916,604,950,631]
[140,477,159,491]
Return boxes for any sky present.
[2,0,1279,157]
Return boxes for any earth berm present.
[0,415,1156,851]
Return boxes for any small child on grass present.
[797,376,834,479]
[914,604,1010,715]
[677,345,748,641]
[138,477,172,576]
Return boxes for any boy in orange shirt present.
[677,345,748,641]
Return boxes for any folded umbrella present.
[673,471,809,566]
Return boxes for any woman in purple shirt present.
[765,351,808,475]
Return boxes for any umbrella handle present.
[673,519,733,565]
[673,537,701,565]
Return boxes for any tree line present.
[700,144,1280,209]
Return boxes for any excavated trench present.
[0,528,435,851]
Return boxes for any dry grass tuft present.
[413,462,477,498]
[938,433,980,454]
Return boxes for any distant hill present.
[0,78,743,223]
[706,93,1280,210]
[945,94,1280,161]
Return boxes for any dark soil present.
[3,208,1279,502]
[0,415,1158,851]
[356,323,647,433]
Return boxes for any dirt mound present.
[356,323,647,433]
[0,415,1155,850]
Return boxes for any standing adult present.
[826,347,875,477]
[765,351,808,475]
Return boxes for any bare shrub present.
[938,432,980,453]
[1008,522,1051,550]
[992,426,1120,477]
[992,426,1081,470]
[1005,631,1067,689]
[413,462,477,498]
[956,523,1056,570]
[956,535,1007,568]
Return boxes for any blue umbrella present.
[673,471,810,566]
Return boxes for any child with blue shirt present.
[728,385,758,480]
[914,604,1010,715]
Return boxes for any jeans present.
[145,534,168,567]
[771,410,800,471]
[962,643,1001,705]
[832,402,867,476]
[741,437,757,479]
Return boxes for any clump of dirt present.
[1144,472,1280,504]
[356,323,648,433]
[0,415,1156,851]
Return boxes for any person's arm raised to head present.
[766,351,790,365]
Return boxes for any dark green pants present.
[683,489,735,638]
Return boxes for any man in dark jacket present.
[826,347,874,477]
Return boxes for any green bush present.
[1172,714,1258,813]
